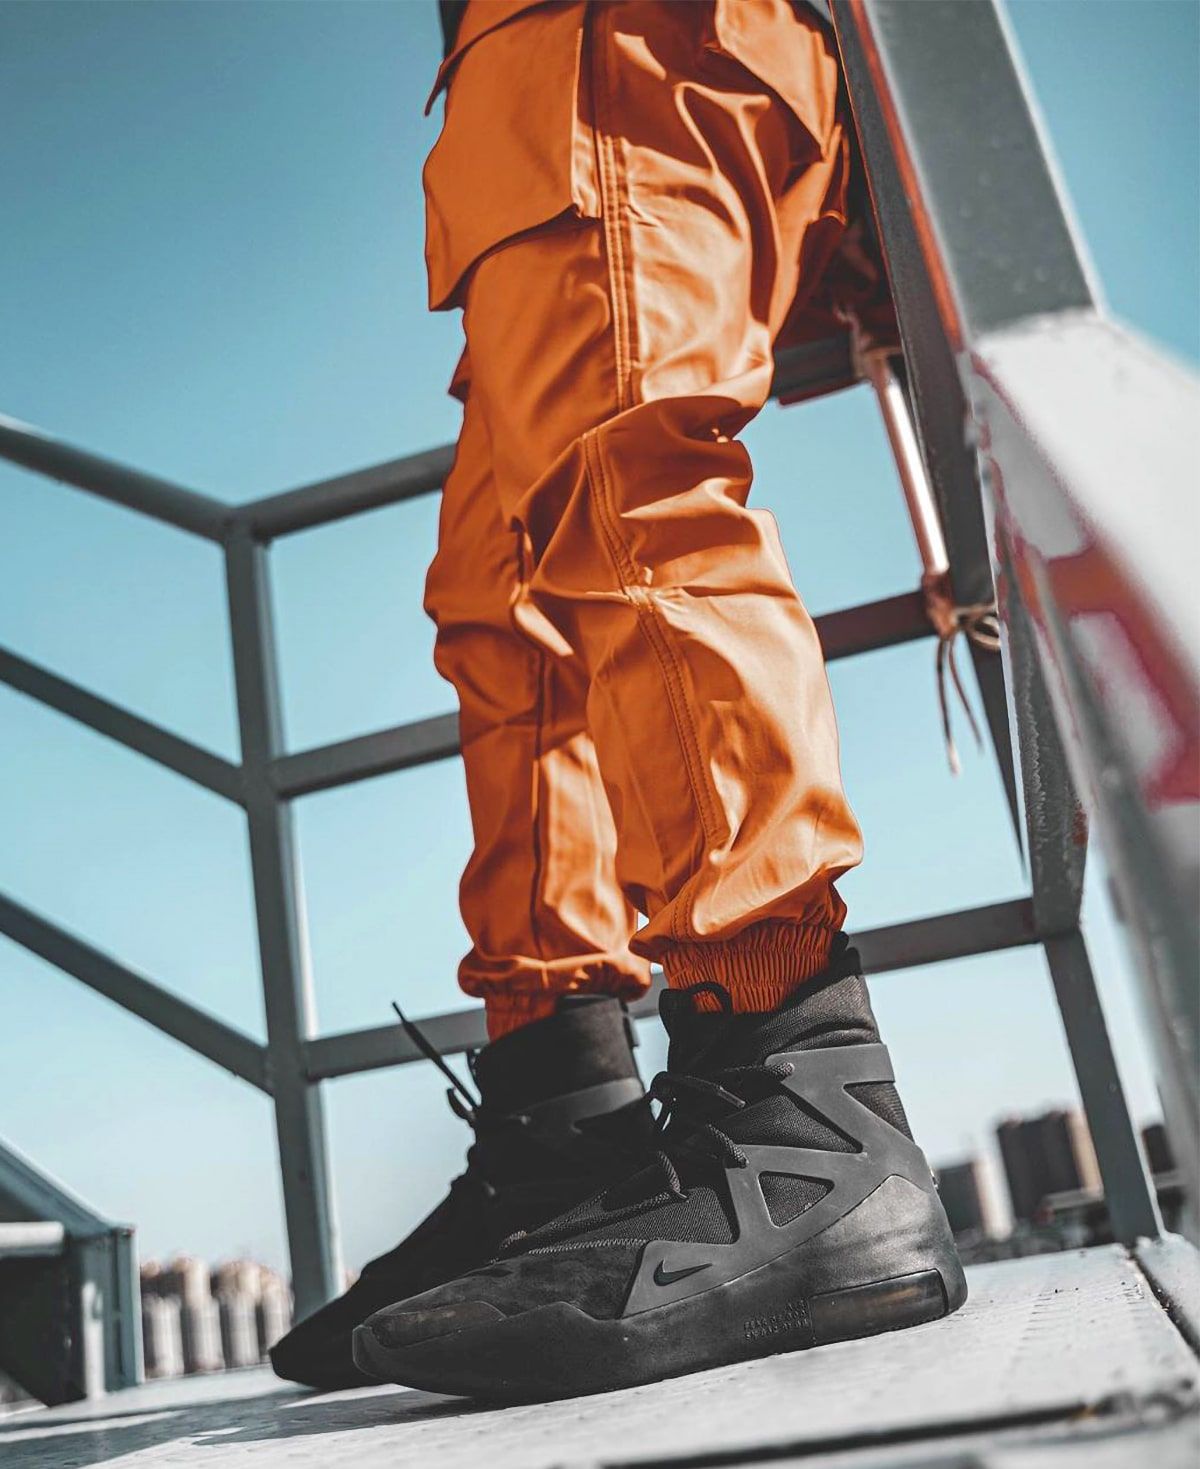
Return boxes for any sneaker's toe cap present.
[269,1310,367,1391]
[363,1298,505,1349]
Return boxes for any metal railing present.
[1,0,1196,1327]
[0,338,959,1320]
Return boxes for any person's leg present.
[424,362,651,1039]
[460,0,863,1013]
[354,2,964,1396]
[271,371,654,1390]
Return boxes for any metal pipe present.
[861,351,948,580]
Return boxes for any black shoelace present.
[392,1001,527,1203]
[500,982,795,1254]
[646,1057,795,1194]
[391,1001,645,1209]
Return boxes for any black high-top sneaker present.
[352,936,967,1401]
[270,995,649,1390]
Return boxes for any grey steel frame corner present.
[0,0,1196,1340]
[0,1137,141,1402]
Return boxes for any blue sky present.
[1,0,1196,1274]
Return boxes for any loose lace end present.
[391,1000,481,1111]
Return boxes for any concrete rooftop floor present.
[3,1245,1198,1469]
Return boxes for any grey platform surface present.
[3,1247,1198,1469]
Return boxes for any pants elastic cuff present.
[473,971,650,1041]
[660,921,837,1012]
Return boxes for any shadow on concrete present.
[0,1384,476,1469]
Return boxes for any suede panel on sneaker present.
[369,1244,643,1346]
[270,995,648,1390]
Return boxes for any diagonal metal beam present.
[0,412,229,541]
[1043,929,1161,1244]
[771,334,859,403]
[232,342,860,544]
[0,646,243,804]
[0,893,270,1092]
[833,2,1023,852]
[304,1008,489,1082]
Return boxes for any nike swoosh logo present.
[653,1260,711,1287]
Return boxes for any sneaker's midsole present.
[353,1175,968,1400]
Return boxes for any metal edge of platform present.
[3,1246,1199,1469]
[1136,1234,1200,1357]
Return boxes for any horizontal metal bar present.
[0,645,243,803]
[304,1007,488,1082]
[0,412,229,541]
[238,444,456,542]
[234,341,857,544]
[271,712,460,799]
[771,334,859,403]
[0,1221,67,1258]
[274,596,930,800]
[2,331,857,559]
[306,898,1038,1081]
[815,589,931,661]
[0,893,271,1092]
[855,897,1038,973]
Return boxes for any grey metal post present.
[993,523,1086,940]
[225,528,341,1319]
[1043,931,1161,1243]
[834,0,1177,1239]
[997,524,1161,1243]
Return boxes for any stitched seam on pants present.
[587,5,724,896]
[592,10,635,410]
[514,526,550,965]
[583,431,722,866]
[528,644,549,963]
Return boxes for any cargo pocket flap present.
[709,0,840,157]
[423,1,595,311]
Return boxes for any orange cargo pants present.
[422,0,864,1038]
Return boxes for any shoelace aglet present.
[391,1000,481,1111]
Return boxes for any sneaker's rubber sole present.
[352,1175,968,1402]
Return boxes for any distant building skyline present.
[995,1110,1101,1225]
[140,1254,294,1380]
[936,1158,1006,1239]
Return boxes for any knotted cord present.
[922,573,1002,775]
